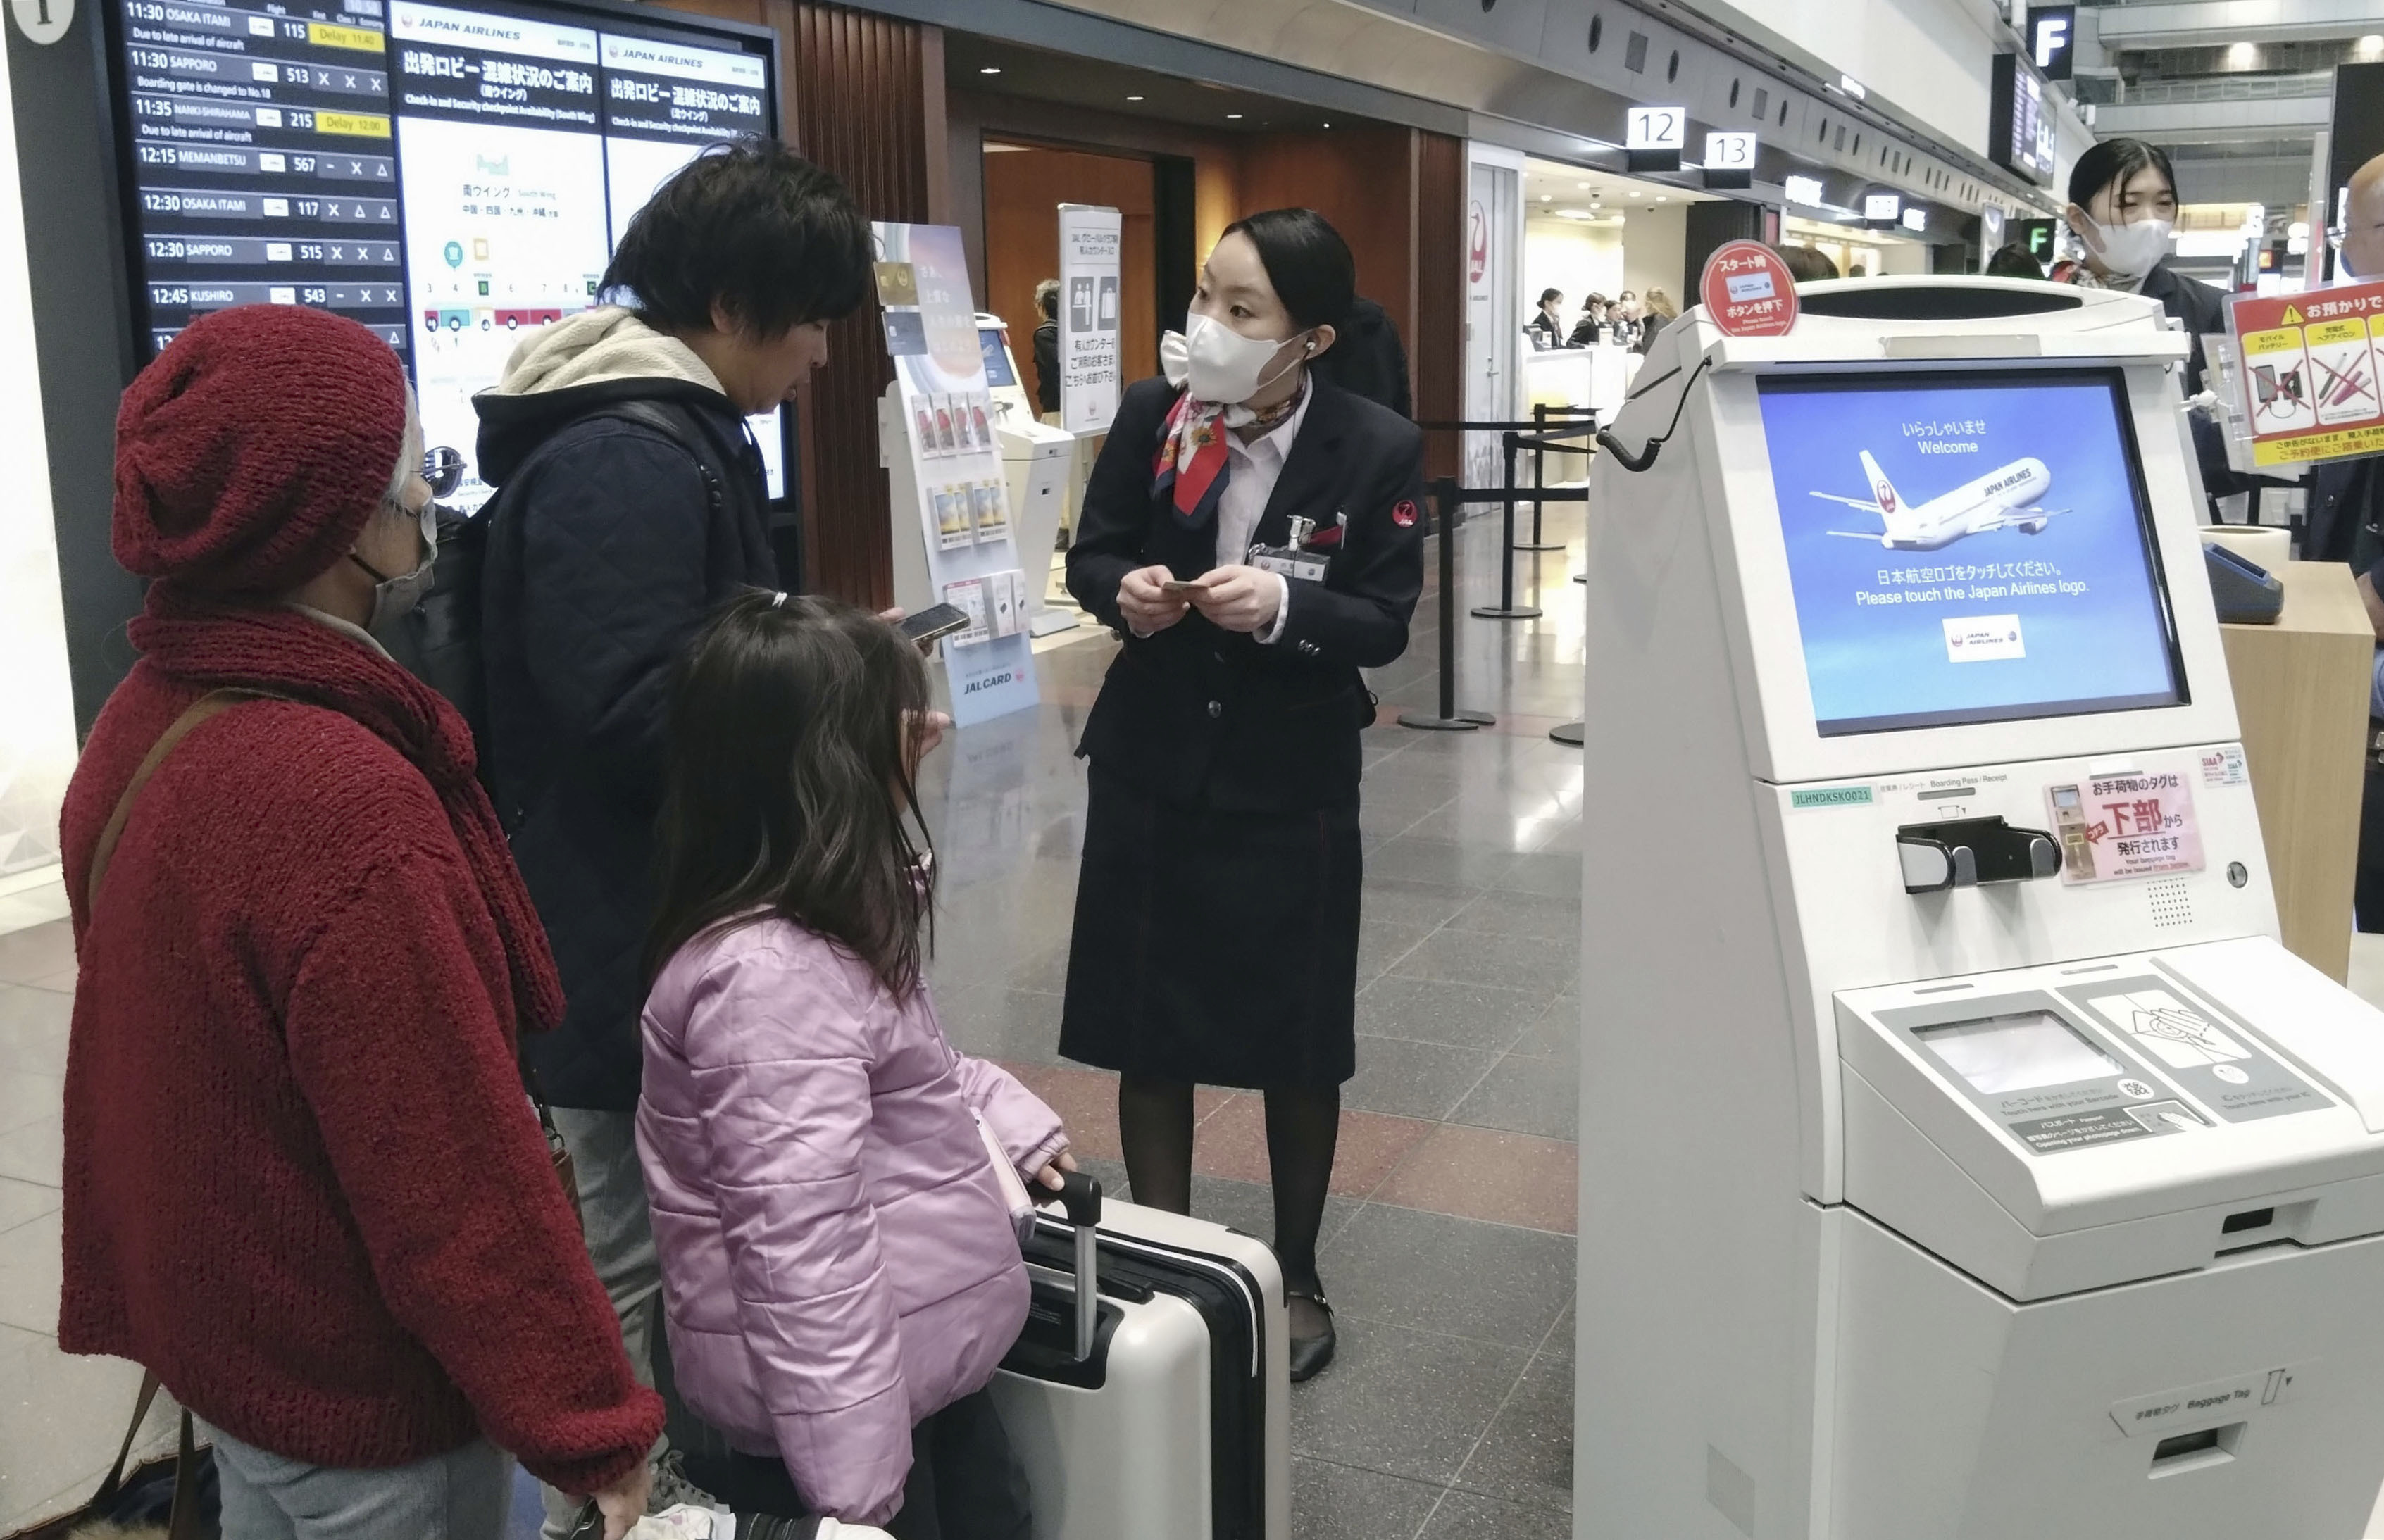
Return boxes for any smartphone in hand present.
[1160,579,1208,597]
[898,603,973,647]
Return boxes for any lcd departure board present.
[112,0,778,507]
[121,0,407,351]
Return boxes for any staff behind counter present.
[2294,151,2384,929]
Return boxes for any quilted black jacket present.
[475,378,775,1110]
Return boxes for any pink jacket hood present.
[637,917,1066,1525]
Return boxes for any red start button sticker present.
[1698,239,1799,338]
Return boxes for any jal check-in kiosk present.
[1577,277,2384,1539]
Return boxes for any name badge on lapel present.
[1252,514,1331,583]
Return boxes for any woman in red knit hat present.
[58,304,663,1540]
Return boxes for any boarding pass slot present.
[2211,1198,2315,1258]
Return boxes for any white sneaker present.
[625,1502,896,1540]
[628,1505,735,1540]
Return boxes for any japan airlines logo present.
[1873,477,1898,515]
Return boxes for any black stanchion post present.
[1471,433,1542,620]
[1399,477,1497,732]
[1516,401,1564,552]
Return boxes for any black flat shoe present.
[1287,1288,1337,1383]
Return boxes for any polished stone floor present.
[15,494,2380,1537]
[0,501,1594,1538]
[910,501,1594,1538]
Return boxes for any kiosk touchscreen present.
[1576,278,2384,1539]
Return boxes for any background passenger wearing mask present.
[2060,137,2245,499]
[1568,293,1609,347]
[62,305,662,1540]
[1062,208,1426,1385]
[1608,292,1641,349]
[1528,287,1566,348]
[1032,277,1061,418]
[473,141,875,1536]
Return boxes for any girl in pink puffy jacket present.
[637,593,1073,1539]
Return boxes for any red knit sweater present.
[58,603,661,1491]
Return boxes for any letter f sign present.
[2035,16,2068,69]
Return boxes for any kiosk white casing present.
[979,314,1075,633]
[1575,277,2384,1539]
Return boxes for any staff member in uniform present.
[2059,137,2248,499]
[1060,208,1426,1382]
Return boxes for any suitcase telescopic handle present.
[1044,1171,1104,1360]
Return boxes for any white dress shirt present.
[1212,378,1313,646]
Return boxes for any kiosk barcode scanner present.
[1576,276,2384,1539]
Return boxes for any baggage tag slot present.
[2150,1423,2243,1477]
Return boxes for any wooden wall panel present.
[1233,127,1417,351]
[947,89,1241,339]
[788,3,932,608]
[981,146,1159,387]
[1413,129,1465,477]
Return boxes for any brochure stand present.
[874,223,1040,727]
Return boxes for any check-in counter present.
[2220,559,2373,983]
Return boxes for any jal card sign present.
[1699,239,1798,338]
[2045,768,2204,884]
[1059,204,1123,434]
[2226,280,2384,467]
[873,221,1040,728]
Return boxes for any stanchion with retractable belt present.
[1472,425,1597,621]
[1397,477,1499,732]
[1398,477,1592,733]
[1516,402,1595,553]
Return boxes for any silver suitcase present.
[988,1174,1291,1540]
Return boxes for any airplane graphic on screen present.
[1813,452,2068,551]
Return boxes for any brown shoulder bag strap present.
[78,689,282,1534]
[84,1370,201,1540]
[87,688,282,913]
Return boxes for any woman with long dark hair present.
[2061,137,2245,494]
[1061,208,1428,1381]
[638,594,1071,1537]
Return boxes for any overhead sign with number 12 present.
[1627,105,1684,173]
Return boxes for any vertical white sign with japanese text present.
[873,220,1040,728]
[1058,204,1122,434]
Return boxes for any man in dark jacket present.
[1313,295,1413,418]
[471,141,873,1536]
[1032,277,1061,417]
[2307,151,2384,927]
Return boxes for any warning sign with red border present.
[1698,239,1799,338]
[2226,281,2384,468]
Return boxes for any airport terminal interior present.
[8,0,2384,1536]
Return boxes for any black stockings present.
[1115,1074,1340,1292]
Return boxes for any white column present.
[0,46,77,882]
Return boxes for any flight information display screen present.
[113,0,776,509]
[1757,369,2186,737]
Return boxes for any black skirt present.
[1060,765,1362,1089]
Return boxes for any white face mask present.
[354,499,438,632]
[1161,313,1309,414]
[2083,215,2173,280]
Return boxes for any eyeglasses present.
[423,446,465,499]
